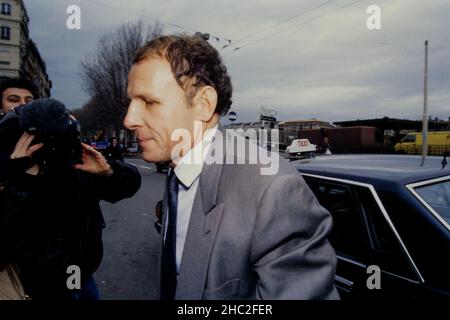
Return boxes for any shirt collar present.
[174,124,218,189]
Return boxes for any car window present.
[304,177,369,263]
[356,187,419,280]
[402,135,416,143]
[414,179,450,224]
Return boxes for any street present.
[95,157,166,300]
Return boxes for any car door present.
[305,176,426,300]
[355,186,425,300]
[304,177,372,299]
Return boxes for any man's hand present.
[10,133,43,176]
[74,143,114,177]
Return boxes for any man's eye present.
[25,98,34,103]
[8,97,20,102]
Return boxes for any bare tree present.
[80,21,163,142]
[72,95,103,139]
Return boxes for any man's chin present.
[141,150,170,164]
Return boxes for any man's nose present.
[124,100,144,130]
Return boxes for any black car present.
[296,154,450,300]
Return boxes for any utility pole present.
[421,40,429,166]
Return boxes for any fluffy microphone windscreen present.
[17,98,70,134]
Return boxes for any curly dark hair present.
[133,34,233,116]
[0,77,39,101]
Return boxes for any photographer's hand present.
[10,133,43,176]
[74,143,114,177]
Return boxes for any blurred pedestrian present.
[103,137,124,161]
[318,137,332,155]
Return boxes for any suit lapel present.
[175,158,224,299]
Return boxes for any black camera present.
[0,98,83,181]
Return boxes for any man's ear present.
[195,86,218,122]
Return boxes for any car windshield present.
[414,179,450,225]
[402,135,416,143]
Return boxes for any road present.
[95,157,166,300]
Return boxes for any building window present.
[0,26,10,40]
[1,3,11,15]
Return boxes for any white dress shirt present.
[168,125,218,272]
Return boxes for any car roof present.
[294,154,450,186]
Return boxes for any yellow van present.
[395,131,450,155]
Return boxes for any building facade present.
[0,0,51,97]
[278,119,334,147]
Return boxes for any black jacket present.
[0,160,141,299]
[103,145,124,162]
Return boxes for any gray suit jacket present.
[157,126,339,300]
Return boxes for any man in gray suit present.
[124,34,339,300]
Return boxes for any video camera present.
[0,98,83,181]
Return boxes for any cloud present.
[23,0,450,122]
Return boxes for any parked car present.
[395,131,450,155]
[90,140,108,150]
[127,142,139,153]
[295,154,450,300]
[286,139,317,158]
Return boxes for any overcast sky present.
[24,0,450,124]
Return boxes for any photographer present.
[0,99,141,300]
[1,78,39,299]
